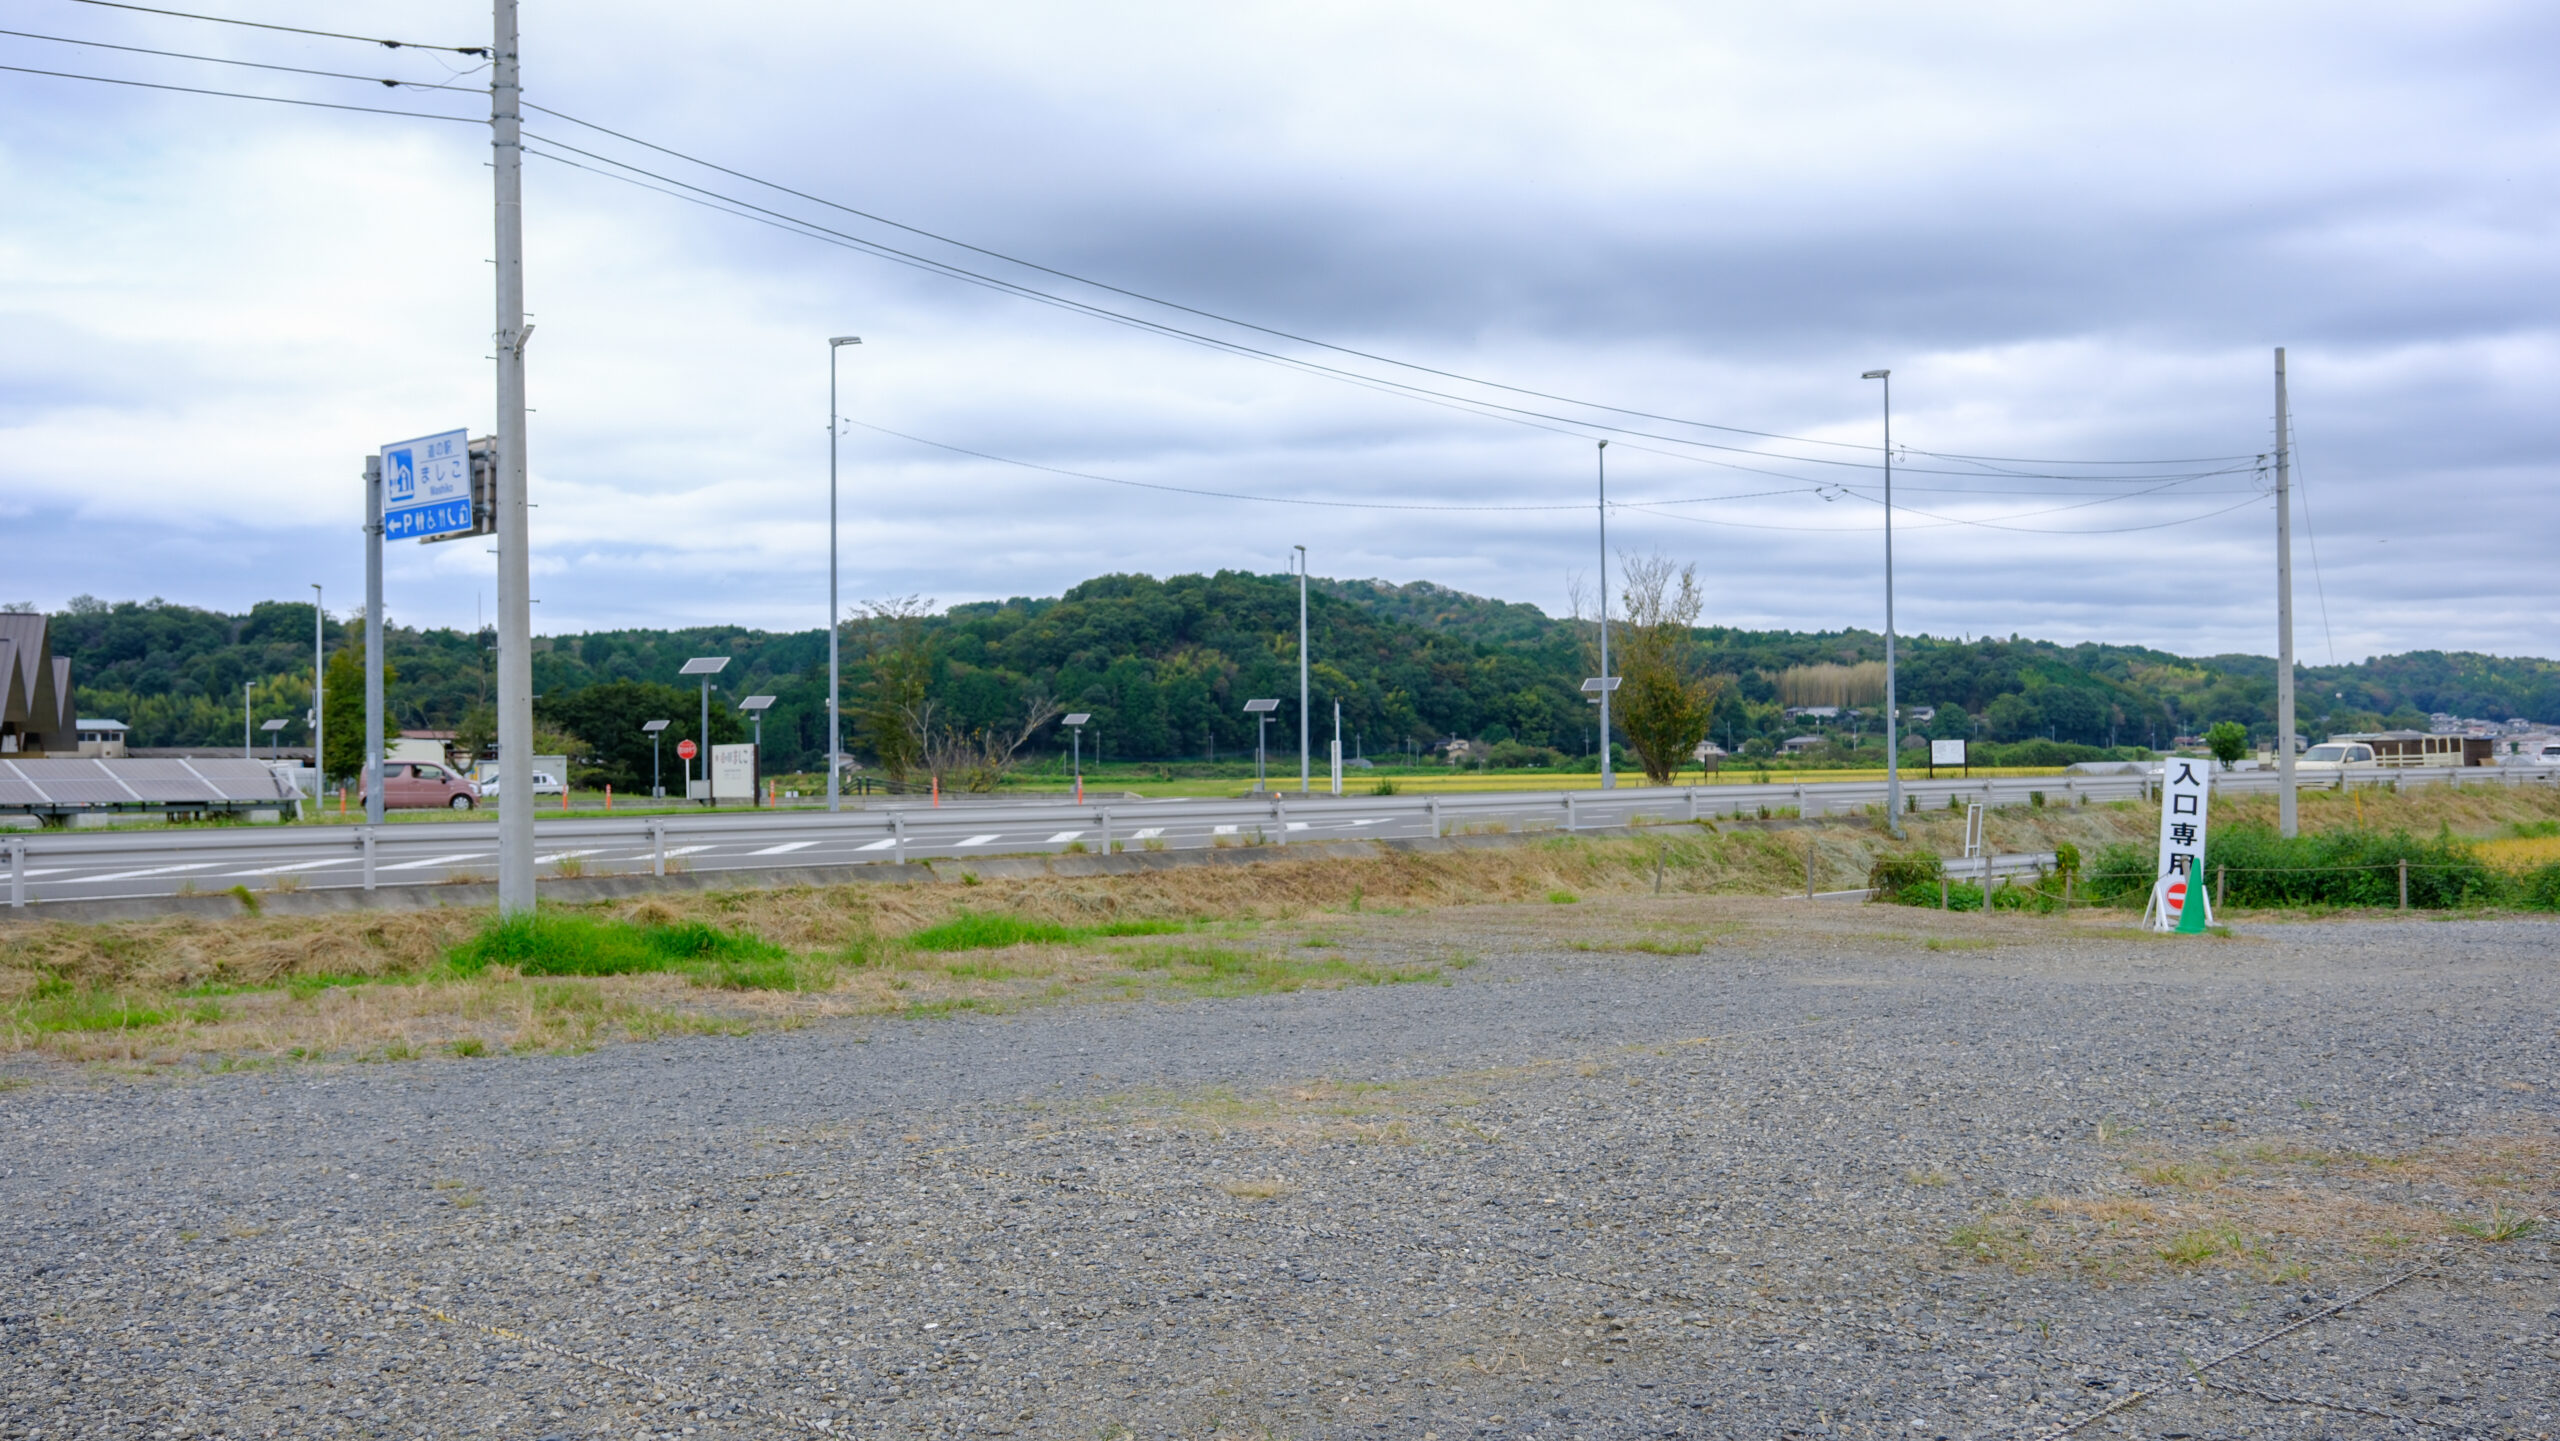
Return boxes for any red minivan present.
[362,762,482,810]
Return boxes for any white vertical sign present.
[2151,757,2213,930]
[710,743,758,802]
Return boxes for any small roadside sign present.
[2149,757,2213,931]
[381,429,473,540]
[675,739,698,762]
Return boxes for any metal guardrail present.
[6,763,2554,906]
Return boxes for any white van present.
[2296,741,2378,772]
[478,769,566,796]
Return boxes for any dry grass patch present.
[1946,1129,2556,1282]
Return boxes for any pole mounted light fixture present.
[642,718,671,798]
[679,658,730,807]
[1063,712,1092,802]
[1243,698,1280,794]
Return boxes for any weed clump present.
[903,910,1182,952]
[446,912,787,979]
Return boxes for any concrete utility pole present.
[490,0,535,913]
[310,584,324,794]
[826,335,860,812]
[1295,545,1309,795]
[364,457,384,825]
[1864,370,1902,836]
[2274,346,2298,838]
[1597,441,1615,791]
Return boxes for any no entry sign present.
[676,739,698,762]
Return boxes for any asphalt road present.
[4,764,2546,907]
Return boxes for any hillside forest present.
[35,573,2560,789]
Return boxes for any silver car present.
[2295,742,2377,772]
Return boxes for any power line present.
[60,0,486,55]
[524,133,2248,489]
[0,60,481,119]
[2287,415,2339,666]
[0,27,486,90]
[524,100,2253,471]
[846,419,1811,513]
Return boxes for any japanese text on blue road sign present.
[380,429,472,541]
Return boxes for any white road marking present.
[1351,818,1384,826]
[1213,825,1239,836]
[537,849,605,864]
[662,845,712,858]
[1285,822,1310,831]
[1131,827,1165,839]
[17,867,71,878]
[750,839,820,856]
[379,851,493,872]
[68,862,225,883]
[857,837,899,851]
[1044,830,1083,844]
[956,834,1002,847]
[227,857,362,877]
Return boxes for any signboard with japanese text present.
[1929,739,1967,767]
[380,429,473,541]
[710,743,757,803]
[2150,757,2213,930]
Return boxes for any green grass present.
[902,910,1185,952]
[21,978,170,1033]
[447,912,790,979]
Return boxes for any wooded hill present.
[39,577,2560,786]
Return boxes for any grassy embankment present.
[4,782,2555,1069]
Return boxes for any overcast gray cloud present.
[1,0,2552,661]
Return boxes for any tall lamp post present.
[1244,698,1279,792]
[681,657,730,806]
[826,335,861,814]
[739,695,775,807]
[1861,369,1903,836]
[1594,441,1616,790]
[1063,712,1091,802]
[642,719,670,797]
[1293,545,1309,795]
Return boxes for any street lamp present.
[1594,441,1616,790]
[1294,545,1309,795]
[827,335,861,814]
[680,657,730,806]
[1243,698,1279,792]
[739,695,776,807]
[1062,712,1091,802]
[1862,368,1903,836]
[642,718,671,798]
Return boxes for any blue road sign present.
[380,429,473,541]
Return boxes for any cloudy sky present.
[2,1,2552,660]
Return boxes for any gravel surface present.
[3,900,2556,1439]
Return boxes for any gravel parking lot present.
[4,899,2556,1439]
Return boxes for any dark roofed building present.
[0,613,76,756]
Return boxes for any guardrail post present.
[1427,798,1441,838]
[7,837,23,909]
[892,812,906,866]
[360,827,377,892]
[1098,806,1113,854]
[1564,793,1578,832]
[1273,798,1286,845]
[649,819,666,877]
[1686,787,1699,822]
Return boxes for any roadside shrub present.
[2511,862,2560,911]
[2083,843,2154,903]
[2203,824,2496,909]
[1869,852,1943,896]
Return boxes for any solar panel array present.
[0,758,298,809]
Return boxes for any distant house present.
[0,612,78,756]
[74,719,129,758]
[1693,741,1727,770]
[1782,706,1841,721]
[1781,735,1827,754]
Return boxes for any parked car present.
[2532,742,2560,768]
[361,762,481,810]
[2295,742,2378,772]
[477,770,565,796]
